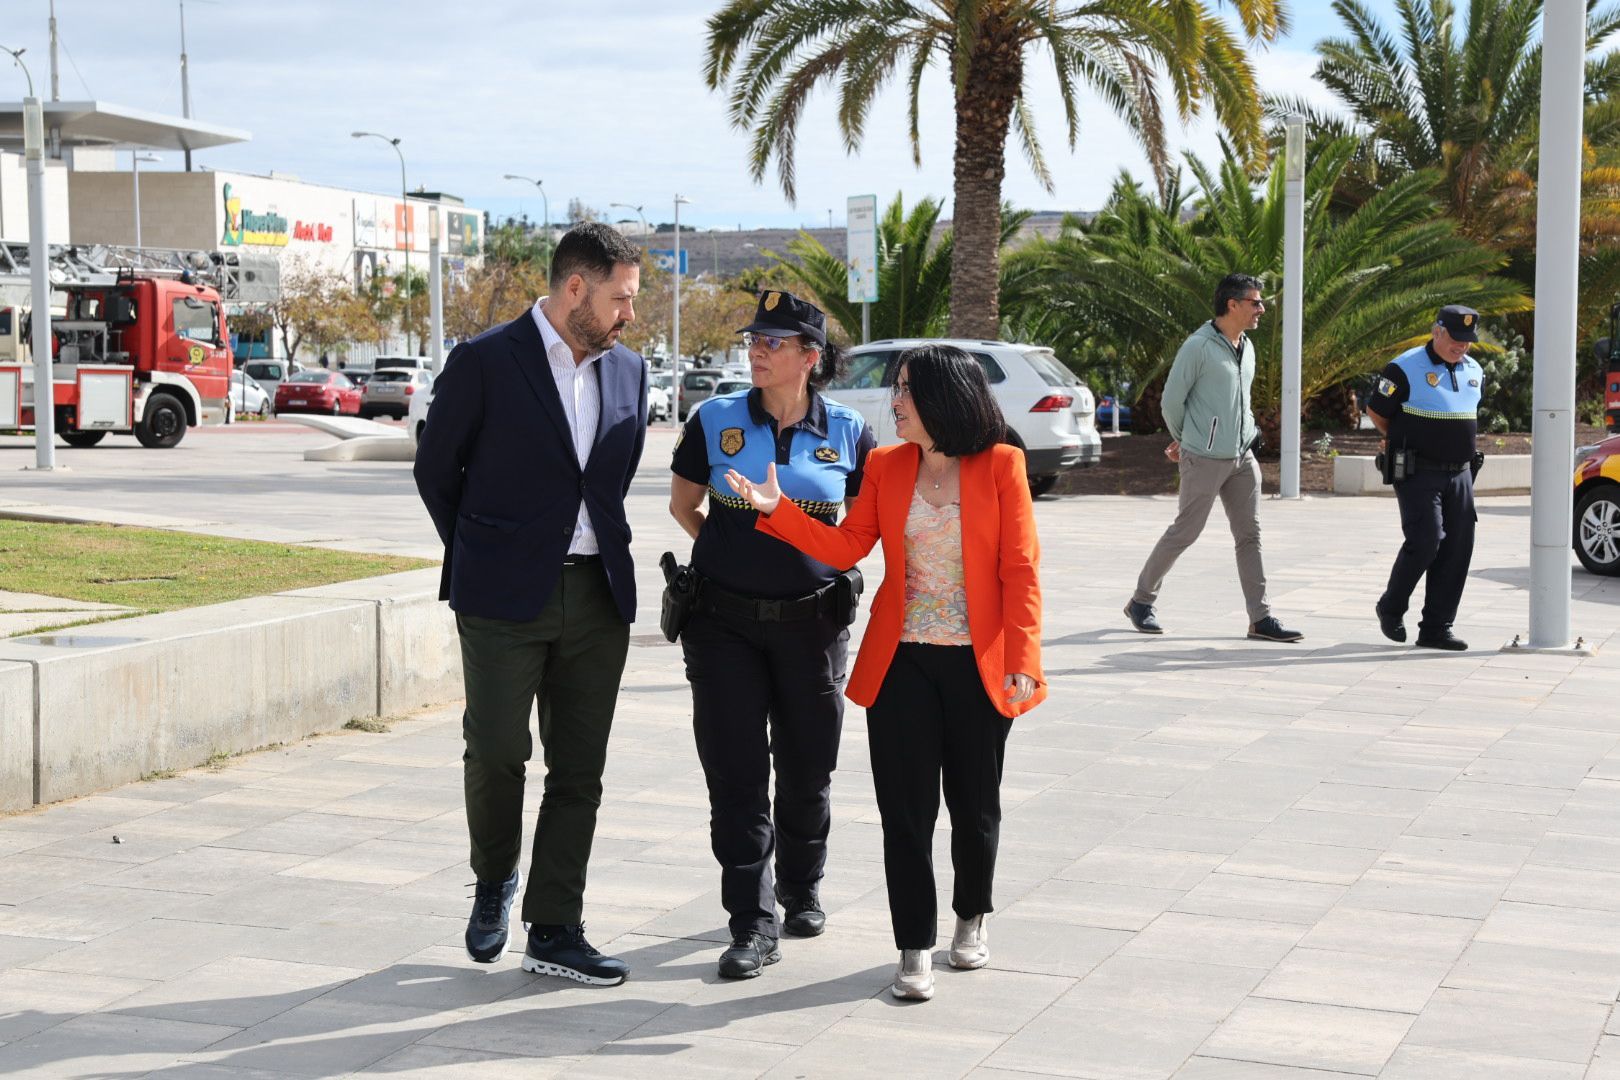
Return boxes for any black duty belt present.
[1415,457,1470,474]
[701,580,834,623]
[562,553,602,566]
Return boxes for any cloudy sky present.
[2,1,1403,228]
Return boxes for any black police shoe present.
[718,931,781,979]
[777,888,827,938]
[1375,599,1406,643]
[1415,630,1468,651]
[464,869,519,964]
[521,923,629,986]
[1248,616,1304,643]
[1124,600,1163,634]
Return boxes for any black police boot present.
[464,869,519,963]
[521,923,629,986]
[777,887,827,938]
[1375,598,1407,643]
[718,931,781,979]
[1123,600,1163,634]
[1415,629,1468,651]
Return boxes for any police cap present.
[1436,304,1481,343]
[739,290,827,348]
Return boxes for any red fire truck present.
[0,268,233,448]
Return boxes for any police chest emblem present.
[1377,378,1396,397]
[1426,371,1441,387]
[763,292,781,312]
[719,427,746,456]
[1469,378,1480,387]
[814,446,840,463]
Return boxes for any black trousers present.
[866,642,1013,950]
[1382,468,1476,635]
[456,561,630,927]
[682,605,848,938]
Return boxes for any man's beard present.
[567,298,625,354]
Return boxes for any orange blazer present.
[757,441,1046,719]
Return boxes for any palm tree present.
[1004,136,1532,437]
[703,0,1289,340]
[760,192,1030,341]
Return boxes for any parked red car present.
[275,370,362,415]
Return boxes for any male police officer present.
[1366,305,1485,651]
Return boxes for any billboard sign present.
[650,248,688,275]
[846,194,879,303]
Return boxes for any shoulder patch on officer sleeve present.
[1377,377,1397,397]
[814,446,840,463]
[720,427,745,456]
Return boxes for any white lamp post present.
[1279,114,1306,498]
[1527,4,1588,649]
[5,43,55,469]
[353,131,410,352]
[131,151,160,249]
[428,205,444,375]
[672,194,691,429]
[504,174,550,280]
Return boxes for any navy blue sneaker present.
[1124,600,1163,634]
[522,923,629,986]
[464,870,519,963]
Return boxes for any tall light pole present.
[175,1,217,170]
[5,44,54,468]
[1527,4,1588,649]
[673,194,691,430]
[1279,114,1306,499]
[428,206,444,376]
[609,202,648,246]
[48,1,59,101]
[504,174,549,280]
[131,151,160,249]
[353,131,411,353]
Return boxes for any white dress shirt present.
[532,299,605,556]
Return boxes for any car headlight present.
[1575,444,1603,469]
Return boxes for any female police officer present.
[669,290,875,979]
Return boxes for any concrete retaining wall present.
[1334,454,1534,495]
[0,568,460,810]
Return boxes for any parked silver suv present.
[824,339,1101,496]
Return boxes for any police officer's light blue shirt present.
[1368,342,1483,463]
[673,388,876,598]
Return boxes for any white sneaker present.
[890,948,934,1000]
[950,914,989,970]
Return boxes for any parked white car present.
[360,367,434,420]
[689,378,755,418]
[408,371,436,446]
[240,359,301,407]
[229,371,271,418]
[824,339,1101,496]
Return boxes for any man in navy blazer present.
[415,223,647,986]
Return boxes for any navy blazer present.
[413,309,648,623]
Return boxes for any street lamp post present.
[428,206,444,376]
[609,202,648,246]
[4,45,55,469]
[504,174,550,280]
[131,151,160,249]
[1280,114,1306,499]
[673,194,691,430]
[352,131,411,353]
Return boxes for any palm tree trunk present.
[948,24,1022,340]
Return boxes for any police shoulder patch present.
[1377,378,1397,397]
[1426,371,1441,387]
[814,446,840,463]
[719,427,746,456]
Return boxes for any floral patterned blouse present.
[901,488,972,645]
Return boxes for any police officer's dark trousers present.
[457,560,630,927]
[866,643,1014,951]
[683,605,848,938]
[1383,467,1476,635]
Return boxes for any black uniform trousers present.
[457,561,630,927]
[1383,467,1476,636]
[682,604,848,939]
[866,642,1013,951]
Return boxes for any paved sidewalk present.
[5,471,1620,1076]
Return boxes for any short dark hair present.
[549,222,641,291]
[886,344,1007,457]
[807,338,847,390]
[1214,273,1265,318]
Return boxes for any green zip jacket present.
[1160,321,1258,460]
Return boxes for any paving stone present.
[1379,1045,1584,1079]
[116,956,366,1028]
[0,1012,238,1079]
[202,999,457,1076]
[1215,838,1380,885]
[0,967,154,1041]
[1120,913,1306,970]
[1197,997,1413,1074]
[1402,987,1609,1064]
[1251,946,1451,1012]
[1003,878,1186,932]
[763,1016,1003,1079]
[1170,873,1345,925]
[986,1003,1219,1079]
[1055,955,1262,1022]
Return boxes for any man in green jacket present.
[1124,273,1303,643]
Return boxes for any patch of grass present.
[139,769,180,782]
[344,716,393,734]
[0,520,435,628]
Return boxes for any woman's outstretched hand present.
[724,462,783,516]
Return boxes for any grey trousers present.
[1133,450,1271,623]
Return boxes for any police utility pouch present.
[659,551,701,643]
[833,567,864,627]
[1376,446,1414,485]
[1470,451,1485,481]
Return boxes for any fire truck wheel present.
[135,393,188,449]
[61,431,107,448]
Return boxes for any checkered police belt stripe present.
[707,486,841,517]
[1401,404,1476,420]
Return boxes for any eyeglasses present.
[743,332,800,351]
[1240,297,1266,308]
[891,380,912,400]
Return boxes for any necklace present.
[922,456,954,490]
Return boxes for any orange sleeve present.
[996,446,1043,684]
[755,457,883,570]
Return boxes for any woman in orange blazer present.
[725,343,1044,1003]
